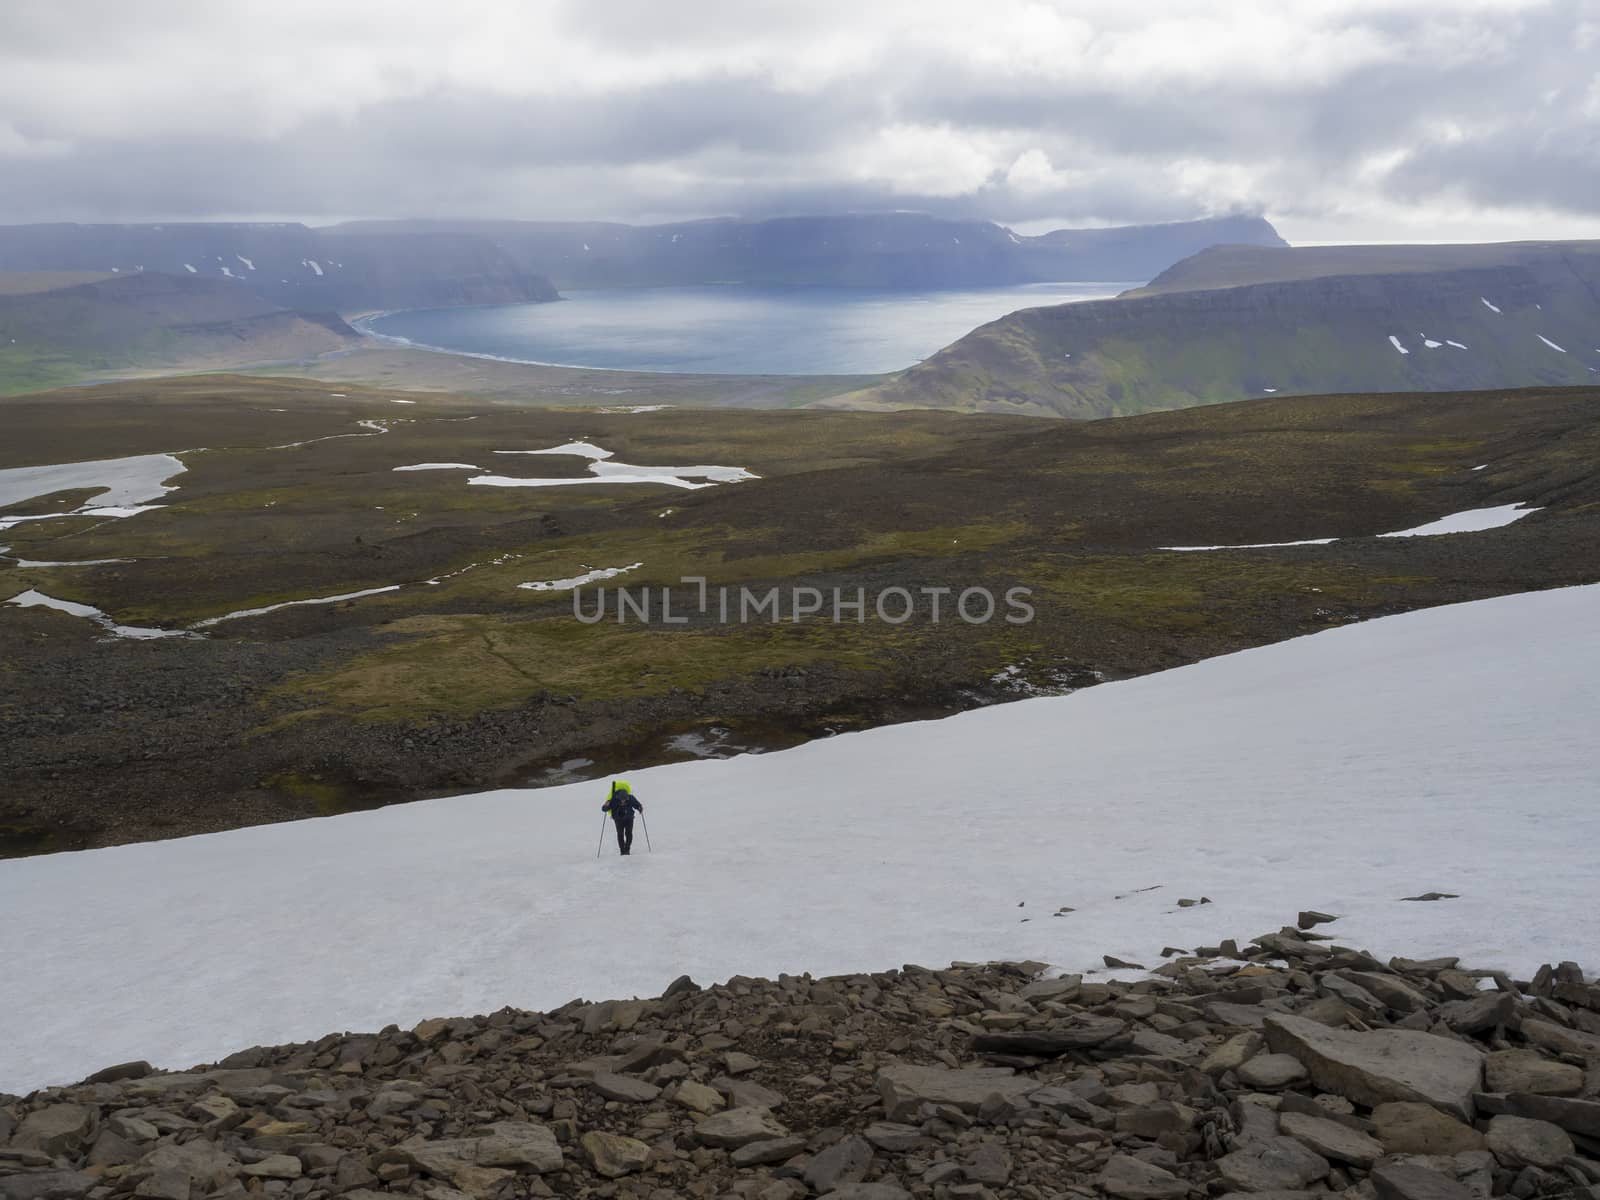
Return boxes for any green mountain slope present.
[0,272,359,394]
[835,243,1600,418]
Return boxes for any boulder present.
[1484,1051,1583,1096]
[1436,992,1514,1035]
[12,1106,97,1156]
[1483,1115,1573,1168]
[135,1141,241,1193]
[1372,1162,1474,1200]
[579,1131,651,1178]
[1519,1018,1600,1061]
[725,1078,787,1109]
[1238,1054,1309,1090]
[969,1016,1127,1055]
[729,1136,807,1167]
[1097,1154,1189,1200]
[1371,1102,1484,1155]
[239,1155,301,1180]
[403,1122,562,1180]
[1203,1032,1265,1076]
[0,1174,97,1200]
[1488,1093,1600,1138]
[863,1122,923,1152]
[1217,1137,1330,1192]
[590,1072,660,1103]
[1339,972,1430,1014]
[876,1064,1034,1122]
[1262,1013,1483,1119]
[804,1135,873,1192]
[1278,1111,1383,1167]
[694,1106,789,1149]
[672,1080,727,1114]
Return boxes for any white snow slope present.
[3,585,1598,1092]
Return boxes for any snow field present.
[1,584,1597,1091]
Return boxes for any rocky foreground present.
[4,917,1600,1200]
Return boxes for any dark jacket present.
[603,791,642,821]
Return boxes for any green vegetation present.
[5,373,1599,851]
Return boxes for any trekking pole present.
[596,815,608,858]
[641,813,652,853]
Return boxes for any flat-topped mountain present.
[328,213,1287,289]
[0,223,559,316]
[841,241,1600,418]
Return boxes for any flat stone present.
[1372,1163,1474,1200]
[725,1078,787,1109]
[403,1122,562,1180]
[863,1122,923,1152]
[1339,972,1430,1014]
[1484,1051,1583,1096]
[135,1141,242,1192]
[1436,992,1515,1034]
[1490,1093,1600,1139]
[1238,1054,1309,1090]
[724,1051,761,1075]
[804,1135,873,1193]
[672,1080,727,1114]
[590,1072,661,1103]
[1371,1102,1485,1155]
[1263,1013,1483,1119]
[729,1136,807,1167]
[579,1131,651,1178]
[0,1172,98,1200]
[695,1106,789,1149]
[1484,1114,1573,1168]
[1020,974,1081,1001]
[1203,1032,1265,1075]
[876,1064,1034,1122]
[1278,1111,1383,1167]
[1217,1136,1330,1192]
[964,1141,1011,1186]
[969,1016,1127,1055]
[240,1155,302,1180]
[1097,1154,1189,1200]
[12,1106,97,1156]
[1519,1018,1600,1061]
[1298,911,1338,930]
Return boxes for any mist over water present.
[360,282,1132,375]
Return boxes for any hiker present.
[602,780,643,855]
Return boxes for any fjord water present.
[360,282,1132,375]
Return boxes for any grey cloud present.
[0,0,1594,239]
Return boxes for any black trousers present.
[612,815,634,854]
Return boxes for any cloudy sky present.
[1,0,1596,243]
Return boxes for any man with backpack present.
[602,780,643,855]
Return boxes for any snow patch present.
[0,453,186,525]
[1163,538,1337,552]
[518,563,642,591]
[1537,334,1567,353]
[6,590,191,640]
[1379,504,1540,538]
[1481,297,1501,313]
[1446,340,1469,350]
[1388,335,1410,355]
[236,255,255,271]
[393,463,482,472]
[182,264,196,274]
[193,586,400,628]
[305,259,324,276]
